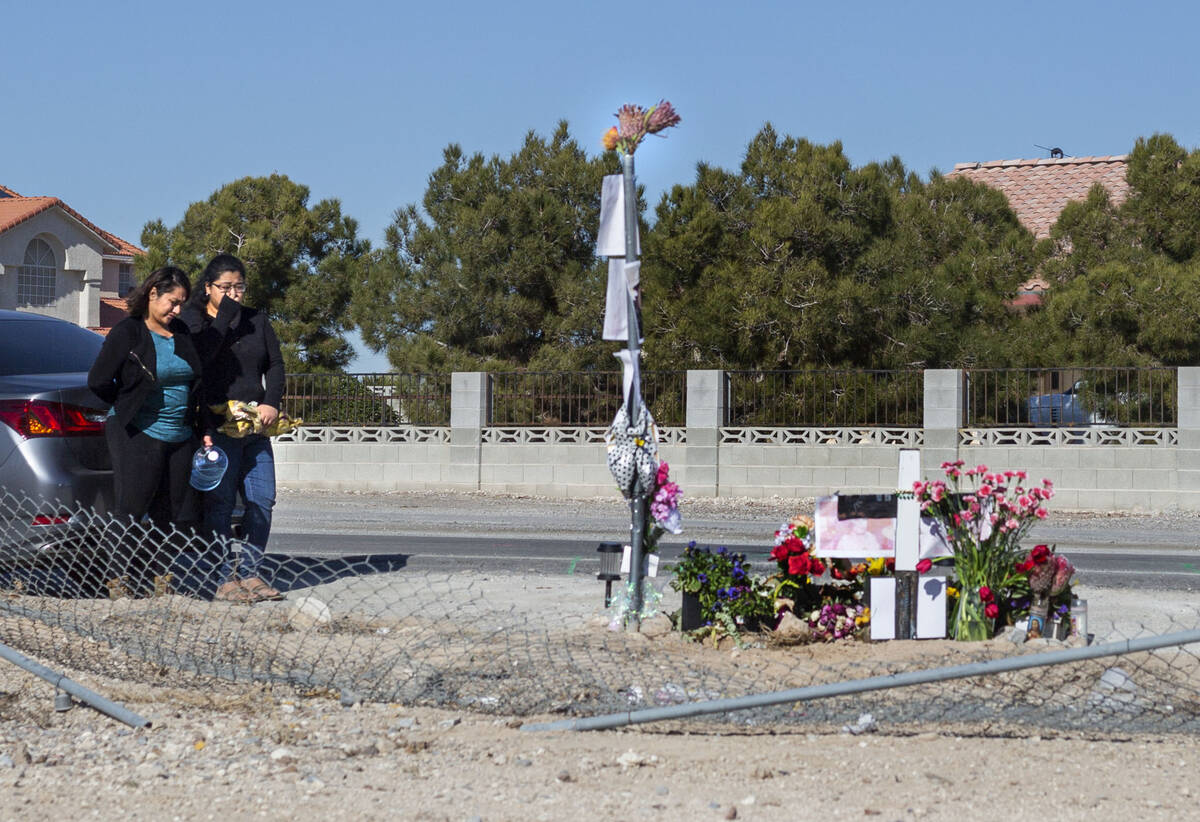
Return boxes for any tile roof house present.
[948,155,1130,308]
[0,184,141,333]
[947,155,1130,240]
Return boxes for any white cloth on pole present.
[597,174,639,257]
[613,349,634,405]
[603,260,641,341]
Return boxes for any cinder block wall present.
[273,368,1195,511]
[274,441,451,490]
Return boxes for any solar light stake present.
[596,543,624,607]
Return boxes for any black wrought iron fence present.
[726,370,924,427]
[283,373,452,426]
[965,368,1176,427]
[489,371,687,426]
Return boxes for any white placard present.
[918,516,955,559]
[915,574,948,639]
[869,577,897,641]
[619,545,658,577]
[603,260,642,341]
[596,175,640,257]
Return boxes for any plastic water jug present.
[189,445,229,491]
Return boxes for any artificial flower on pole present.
[602,101,681,156]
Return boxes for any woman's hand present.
[257,404,279,427]
[203,434,213,449]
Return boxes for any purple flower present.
[645,100,681,134]
[616,103,646,141]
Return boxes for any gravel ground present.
[2,664,1199,821]
[3,488,1200,820]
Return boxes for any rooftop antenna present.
[1034,144,1065,159]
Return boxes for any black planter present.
[680,591,703,631]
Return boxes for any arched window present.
[18,239,56,306]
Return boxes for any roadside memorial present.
[812,450,949,640]
[667,449,1084,646]
[599,100,681,630]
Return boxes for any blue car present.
[1026,380,1114,426]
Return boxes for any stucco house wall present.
[0,186,141,331]
[0,209,107,327]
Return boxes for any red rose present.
[1031,544,1051,564]
[770,544,788,562]
[1015,559,1034,573]
[984,602,999,619]
[788,554,811,576]
[783,536,805,555]
[811,559,826,575]
[979,586,993,602]
[916,558,933,574]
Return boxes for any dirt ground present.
[3,490,1200,820]
[2,580,1199,821]
[2,661,1199,822]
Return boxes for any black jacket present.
[87,316,204,436]
[180,299,285,433]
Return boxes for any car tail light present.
[31,513,71,526]
[0,399,106,438]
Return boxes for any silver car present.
[0,310,113,564]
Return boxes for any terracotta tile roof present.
[0,196,60,233]
[948,155,1129,239]
[0,184,21,198]
[98,297,129,332]
[0,195,143,257]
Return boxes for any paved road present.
[267,531,1200,592]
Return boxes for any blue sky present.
[6,0,1199,369]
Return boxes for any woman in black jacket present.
[88,266,210,594]
[181,254,286,603]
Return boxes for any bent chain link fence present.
[1,487,1198,735]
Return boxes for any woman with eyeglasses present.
[88,266,210,596]
[182,253,286,603]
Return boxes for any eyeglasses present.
[212,283,247,294]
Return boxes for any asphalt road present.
[266,531,1200,592]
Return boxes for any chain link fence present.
[1,487,1198,735]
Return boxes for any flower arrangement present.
[768,516,870,618]
[669,542,774,634]
[914,461,1057,640]
[602,100,681,155]
[807,602,870,642]
[643,461,682,552]
[1011,543,1075,636]
[769,516,824,600]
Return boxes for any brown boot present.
[106,577,130,600]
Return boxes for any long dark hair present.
[189,253,247,307]
[126,267,191,318]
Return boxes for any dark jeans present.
[206,432,275,584]
[103,423,201,591]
